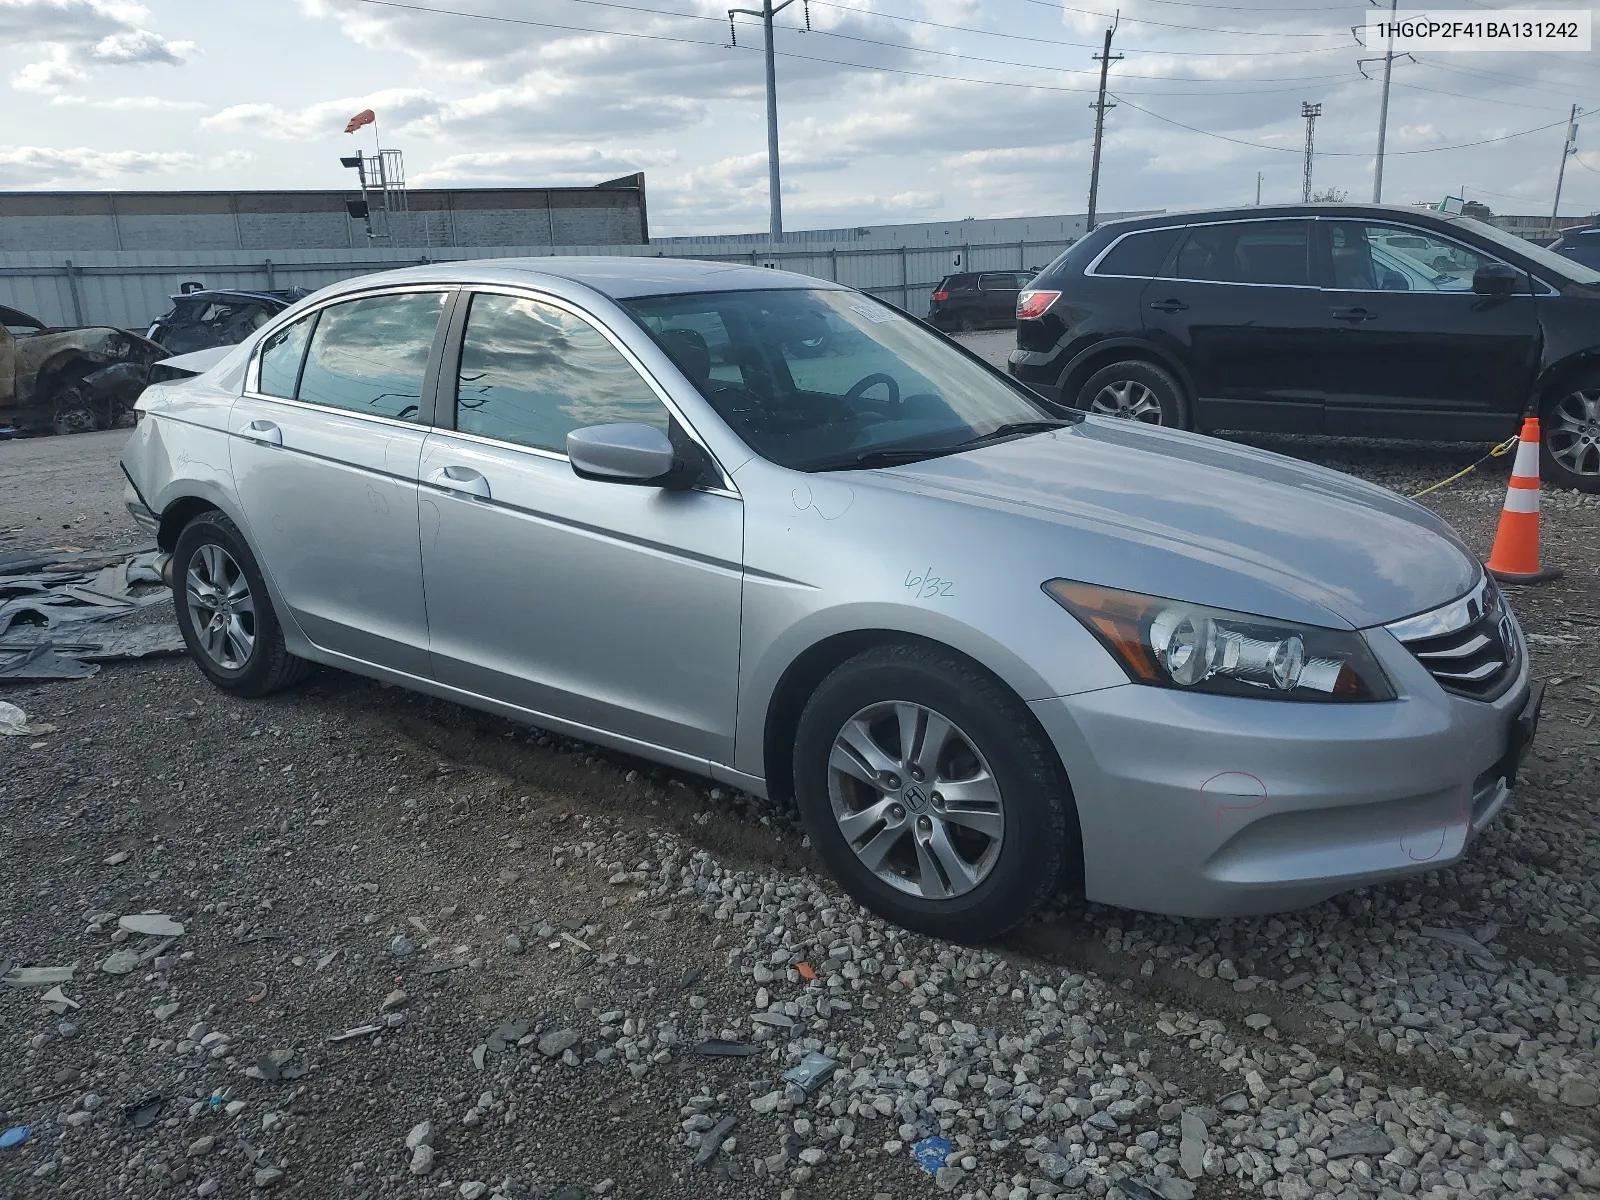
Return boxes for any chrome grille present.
[1385,577,1519,701]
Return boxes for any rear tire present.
[793,642,1078,941]
[1076,359,1187,429]
[172,510,310,697]
[1540,377,1600,494]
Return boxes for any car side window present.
[295,292,445,421]
[455,292,669,454]
[1173,221,1311,286]
[256,315,312,399]
[977,274,1016,292]
[1330,222,1497,293]
[1095,227,1181,278]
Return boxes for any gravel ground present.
[2,397,1597,1200]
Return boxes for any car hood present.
[872,417,1478,629]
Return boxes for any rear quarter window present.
[1092,227,1182,278]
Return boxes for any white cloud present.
[0,143,197,186]
[201,89,441,141]
[411,146,675,186]
[4,0,193,92]
[50,92,205,110]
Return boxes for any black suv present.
[1008,204,1600,492]
[1550,223,1600,270]
[929,270,1034,332]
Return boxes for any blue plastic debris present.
[0,1126,29,1150]
[910,1135,953,1174]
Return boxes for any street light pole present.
[729,0,798,242]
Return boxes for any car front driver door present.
[418,289,744,765]
[1316,220,1541,440]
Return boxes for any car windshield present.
[623,288,1064,472]
[1451,216,1600,285]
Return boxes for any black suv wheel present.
[1541,375,1600,493]
[1075,360,1187,428]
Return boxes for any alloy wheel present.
[1546,388,1600,478]
[826,701,1005,900]
[1090,379,1164,423]
[185,543,256,670]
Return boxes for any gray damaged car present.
[120,259,1540,940]
[1,303,167,436]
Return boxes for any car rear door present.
[228,287,450,676]
[1315,219,1541,439]
[416,287,743,765]
[1140,218,1329,433]
[976,273,1023,326]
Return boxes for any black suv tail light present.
[1016,290,1060,320]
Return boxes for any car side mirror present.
[568,423,678,486]
[1472,262,1520,296]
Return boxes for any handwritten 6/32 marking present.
[905,567,953,599]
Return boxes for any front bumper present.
[1031,617,1532,917]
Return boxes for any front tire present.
[172,510,309,697]
[793,642,1078,941]
[1540,378,1600,493]
[1076,359,1187,428]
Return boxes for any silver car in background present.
[121,258,1540,940]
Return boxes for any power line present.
[1012,0,1341,39]
[1386,79,1567,112]
[1109,92,1576,157]
[341,0,1368,97]
[1410,57,1600,105]
[805,0,1349,57]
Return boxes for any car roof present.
[308,256,841,304]
[173,289,292,305]
[0,302,45,328]
[1091,202,1477,234]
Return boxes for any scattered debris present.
[750,1011,794,1028]
[118,913,186,938]
[2,965,75,987]
[124,1096,164,1129]
[327,1024,383,1043]
[796,961,817,980]
[103,851,129,866]
[780,1051,838,1093]
[560,931,592,952]
[314,949,342,970]
[0,550,179,679]
[390,935,415,956]
[692,1039,759,1057]
[244,980,268,1004]
[100,949,140,975]
[0,1127,28,1150]
[420,959,469,975]
[39,985,79,1014]
[693,1114,736,1166]
[486,1018,530,1052]
[911,1134,954,1174]
[380,988,408,1013]
[0,701,54,736]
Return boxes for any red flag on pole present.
[344,109,376,134]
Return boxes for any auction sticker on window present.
[1365,10,1591,51]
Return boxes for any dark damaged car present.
[146,288,309,355]
[0,304,167,436]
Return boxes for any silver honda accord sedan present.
[121,257,1541,940]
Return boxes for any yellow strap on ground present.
[1409,436,1520,501]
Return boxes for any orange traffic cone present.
[1486,417,1563,584]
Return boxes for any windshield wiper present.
[947,419,1072,450]
[810,420,1070,473]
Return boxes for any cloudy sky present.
[1,0,1597,235]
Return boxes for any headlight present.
[1044,580,1395,702]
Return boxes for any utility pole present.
[1256,172,1262,205]
[1551,103,1579,234]
[1085,18,1121,233]
[1372,0,1397,202]
[1301,102,1322,203]
[728,0,803,242]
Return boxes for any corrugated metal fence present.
[0,236,1078,330]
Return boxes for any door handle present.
[1148,298,1188,313]
[1330,306,1376,322]
[426,465,491,500]
[239,419,282,445]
